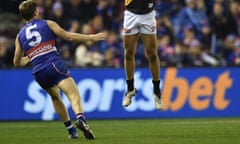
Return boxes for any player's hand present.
[90,32,106,41]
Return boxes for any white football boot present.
[154,93,163,110]
[122,88,137,107]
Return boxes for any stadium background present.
[0,0,240,120]
[1,1,240,144]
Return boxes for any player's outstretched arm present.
[13,35,30,67]
[47,20,106,42]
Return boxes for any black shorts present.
[33,61,70,89]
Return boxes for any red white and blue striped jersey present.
[18,19,62,73]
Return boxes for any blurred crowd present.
[1,0,240,68]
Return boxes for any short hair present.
[19,0,37,21]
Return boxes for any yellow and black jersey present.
[125,0,155,14]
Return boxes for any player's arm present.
[46,20,106,42]
[13,35,30,67]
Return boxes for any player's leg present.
[140,33,162,110]
[33,66,78,139]
[46,86,69,121]
[139,10,163,110]
[122,34,139,107]
[123,34,139,88]
[122,10,141,107]
[45,86,78,139]
[57,77,94,139]
[123,34,139,81]
[140,34,160,81]
[57,77,83,114]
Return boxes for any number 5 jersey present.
[18,19,62,73]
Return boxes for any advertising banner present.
[0,67,239,120]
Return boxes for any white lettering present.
[99,79,125,111]
[78,79,101,112]
[24,81,45,113]
[24,71,160,119]
[41,95,54,120]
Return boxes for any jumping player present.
[13,0,106,139]
[122,0,163,110]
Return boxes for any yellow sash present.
[125,0,133,6]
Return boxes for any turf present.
[0,118,240,144]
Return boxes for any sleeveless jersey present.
[125,0,155,14]
[18,19,62,73]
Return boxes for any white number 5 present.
[26,24,42,47]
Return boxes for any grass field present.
[0,118,240,144]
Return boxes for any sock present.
[64,120,75,132]
[76,113,86,122]
[152,80,161,95]
[126,79,134,91]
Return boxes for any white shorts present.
[122,10,157,35]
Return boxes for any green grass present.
[0,118,240,144]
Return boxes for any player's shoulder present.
[45,19,56,25]
[18,24,27,37]
[45,20,59,29]
[18,19,47,35]
[22,19,47,27]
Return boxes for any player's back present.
[18,19,62,73]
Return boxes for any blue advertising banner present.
[0,67,239,120]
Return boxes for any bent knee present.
[147,53,159,62]
[124,50,135,61]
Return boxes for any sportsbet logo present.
[162,68,232,111]
[24,68,233,120]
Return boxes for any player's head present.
[19,0,38,21]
